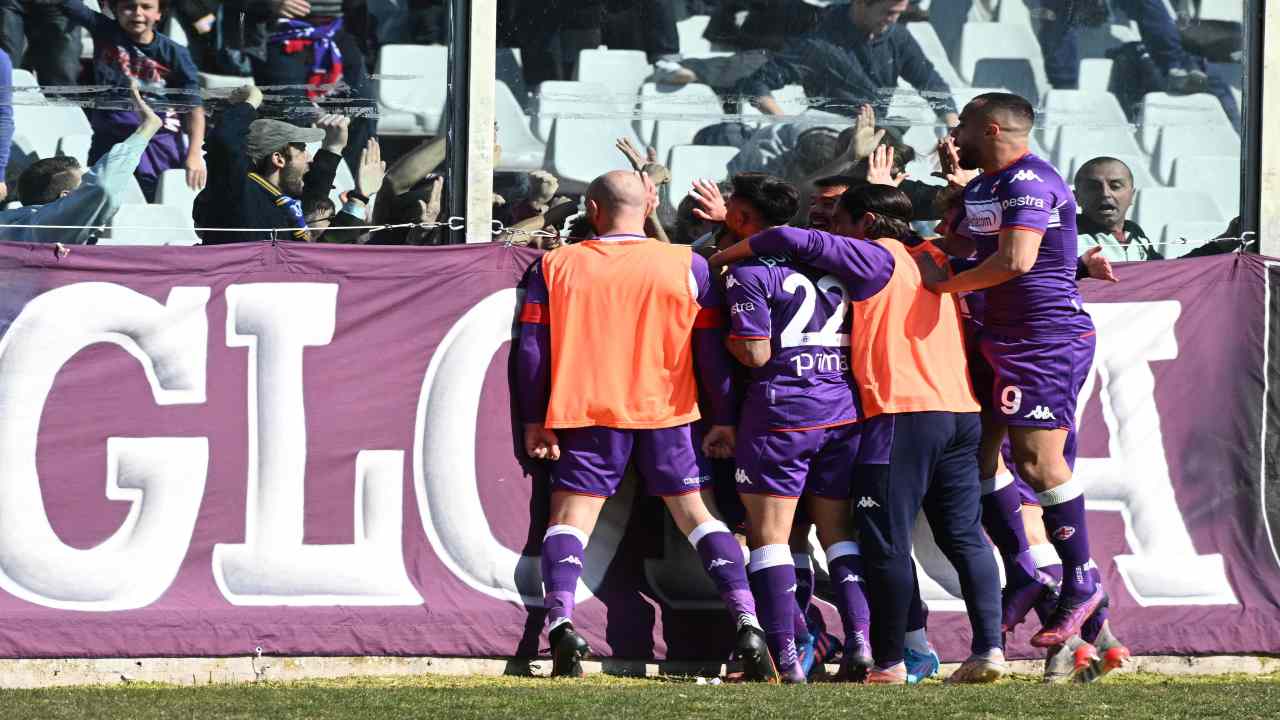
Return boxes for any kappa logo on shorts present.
[841,574,863,584]
[1024,405,1057,421]
[708,558,735,570]
[735,468,751,485]
[786,584,798,593]
[1054,526,1076,541]
[558,555,583,567]
[856,496,880,509]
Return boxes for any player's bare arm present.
[925,227,1043,294]
[727,337,771,368]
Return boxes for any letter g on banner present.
[413,289,632,606]
[0,283,210,611]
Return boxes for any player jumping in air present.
[925,93,1107,648]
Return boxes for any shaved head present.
[966,93,1035,135]
[587,170,648,213]
[585,170,654,237]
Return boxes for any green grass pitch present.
[2,673,1279,719]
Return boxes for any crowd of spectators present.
[0,0,1252,258]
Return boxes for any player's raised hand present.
[524,424,561,461]
[690,178,727,222]
[702,425,736,460]
[852,103,887,163]
[866,145,907,187]
[1081,245,1119,283]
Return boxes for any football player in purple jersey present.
[713,173,896,682]
[924,93,1107,648]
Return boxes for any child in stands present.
[62,0,205,201]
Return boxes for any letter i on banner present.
[213,283,422,606]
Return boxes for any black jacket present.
[195,102,341,245]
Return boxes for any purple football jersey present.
[960,153,1094,337]
[726,256,859,431]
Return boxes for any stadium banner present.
[0,240,1277,662]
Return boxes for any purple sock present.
[793,553,813,644]
[981,474,1037,583]
[748,545,798,671]
[542,525,587,629]
[826,542,871,646]
[691,522,758,627]
[1080,568,1107,643]
[1037,480,1097,599]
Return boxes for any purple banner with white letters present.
[0,241,1277,662]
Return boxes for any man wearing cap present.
[196,84,352,244]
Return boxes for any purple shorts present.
[979,331,1096,431]
[551,425,710,498]
[735,421,861,499]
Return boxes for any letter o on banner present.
[413,289,632,606]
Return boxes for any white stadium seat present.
[495,81,546,171]
[1051,125,1145,171]
[156,169,198,217]
[665,145,739,215]
[375,44,448,136]
[1077,58,1115,92]
[1038,89,1130,151]
[1064,153,1159,190]
[56,134,92,166]
[12,100,93,161]
[1170,155,1242,218]
[576,48,654,98]
[677,15,715,58]
[532,81,632,142]
[956,23,1048,104]
[741,84,809,116]
[545,117,644,194]
[1138,92,1233,152]
[638,83,724,162]
[104,203,200,246]
[995,0,1032,24]
[1153,125,1240,185]
[905,22,967,90]
[1161,222,1228,259]
[1133,189,1224,245]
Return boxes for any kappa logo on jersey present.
[558,555,583,567]
[735,468,752,485]
[1054,526,1076,541]
[856,497,880,509]
[1024,405,1057,421]
[708,558,735,569]
[841,574,863,584]
[725,275,739,288]
[1011,169,1044,183]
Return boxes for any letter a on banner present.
[213,283,422,606]
[0,283,210,611]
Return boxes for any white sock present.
[904,628,930,654]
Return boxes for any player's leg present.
[737,492,802,683]
[728,422,816,683]
[805,422,872,681]
[542,427,629,677]
[851,415,929,685]
[917,412,1004,683]
[640,425,769,680]
[787,516,820,674]
[903,568,941,682]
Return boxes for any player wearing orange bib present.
[516,170,770,680]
